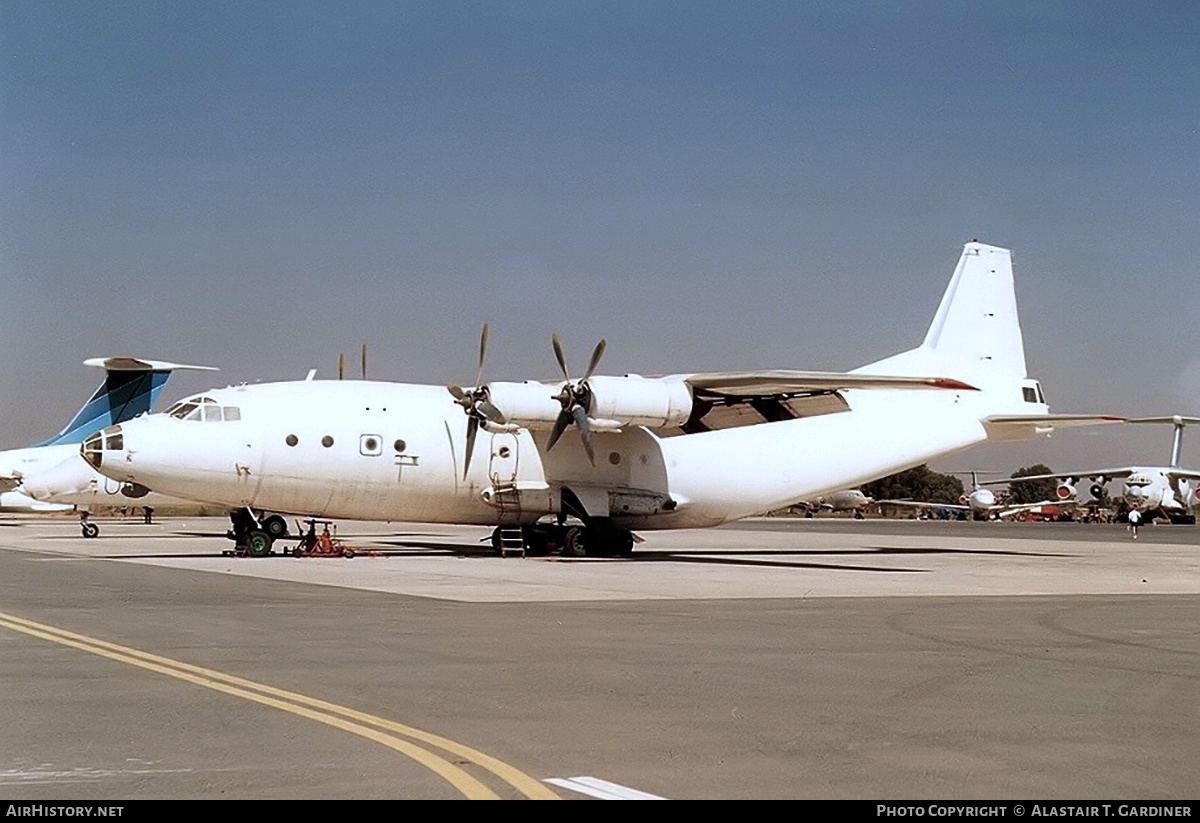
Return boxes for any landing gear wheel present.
[612,530,634,557]
[262,515,288,539]
[562,526,587,557]
[81,522,99,539]
[245,530,272,558]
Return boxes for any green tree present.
[862,465,963,504]
[1007,463,1058,505]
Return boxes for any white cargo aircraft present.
[1,357,216,535]
[84,242,1120,557]
[993,416,1200,524]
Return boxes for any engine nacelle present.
[484,381,563,427]
[584,376,693,428]
[1088,482,1108,500]
[485,376,694,430]
[1056,481,1076,501]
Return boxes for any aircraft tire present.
[245,530,272,558]
[562,526,587,557]
[82,522,99,539]
[262,515,288,539]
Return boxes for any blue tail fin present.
[33,357,218,447]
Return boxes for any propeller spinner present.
[546,334,606,465]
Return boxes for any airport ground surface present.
[0,515,1195,800]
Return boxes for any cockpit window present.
[167,396,240,422]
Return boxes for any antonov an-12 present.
[84,242,1119,556]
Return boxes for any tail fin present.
[921,242,1027,381]
[860,242,1029,389]
[33,357,218,447]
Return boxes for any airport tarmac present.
[0,515,1195,799]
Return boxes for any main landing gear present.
[226,509,290,557]
[80,511,99,539]
[491,521,635,558]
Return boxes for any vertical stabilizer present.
[33,357,217,447]
[921,242,1027,380]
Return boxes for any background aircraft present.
[992,416,1200,524]
[880,471,1057,521]
[1,357,216,535]
[85,242,1120,557]
[792,489,873,518]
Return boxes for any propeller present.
[338,344,367,380]
[546,334,606,465]
[446,323,502,479]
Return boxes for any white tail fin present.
[860,242,1029,391]
[921,242,1026,380]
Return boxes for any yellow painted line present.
[0,611,559,800]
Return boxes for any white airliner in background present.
[991,416,1200,524]
[880,471,1056,521]
[84,242,1120,557]
[1,357,216,535]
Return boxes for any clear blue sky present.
[2,1,1197,470]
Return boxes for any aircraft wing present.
[685,370,978,395]
[1167,469,1200,482]
[675,371,976,433]
[996,500,1074,517]
[981,468,1136,485]
[877,499,969,512]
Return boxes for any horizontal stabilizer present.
[83,357,218,372]
[985,414,1126,428]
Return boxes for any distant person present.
[1127,506,1141,539]
[142,505,154,525]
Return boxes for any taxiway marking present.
[0,610,558,800]
[546,775,665,799]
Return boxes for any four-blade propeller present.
[547,334,606,465]
[446,323,503,479]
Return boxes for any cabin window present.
[360,434,382,456]
[322,435,334,448]
[1022,387,1037,403]
[286,434,298,447]
[394,439,406,453]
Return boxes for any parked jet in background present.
[880,471,1057,521]
[85,242,1121,557]
[1,357,217,535]
[793,489,873,518]
[993,416,1200,524]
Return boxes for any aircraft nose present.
[80,425,124,470]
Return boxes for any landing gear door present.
[489,433,518,486]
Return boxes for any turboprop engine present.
[485,375,694,430]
